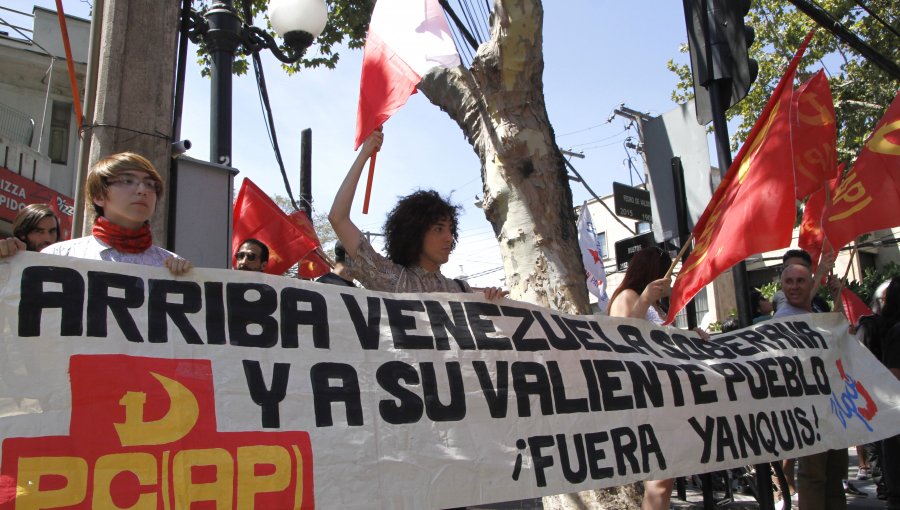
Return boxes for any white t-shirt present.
[42,235,178,268]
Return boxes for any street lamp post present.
[186,0,327,166]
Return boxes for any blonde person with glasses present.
[0,152,191,275]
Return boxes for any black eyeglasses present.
[236,251,257,262]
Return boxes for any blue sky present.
[16,0,693,286]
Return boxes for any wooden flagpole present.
[842,245,857,281]
[361,127,383,214]
[362,153,377,214]
[665,234,694,280]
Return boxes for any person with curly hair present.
[329,131,504,298]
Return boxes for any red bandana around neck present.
[92,216,153,254]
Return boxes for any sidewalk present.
[472,448,886,509]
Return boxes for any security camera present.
[171,139,192,156]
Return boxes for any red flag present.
[798,180,829,272]
[288,210,321,245]
[665,31,816,324]
[792,70,837,199]
[798,163,845,273]
[232,180,318,275]
[287,211,330,279]
[354,0,460,148]
[298,249,331,279]
[840,287,874,327]
[814,89,900,249]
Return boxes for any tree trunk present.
[419,0,588,315]
[83,0,180,241]
[420,0,642,507]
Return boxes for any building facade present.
[0,6,88,239]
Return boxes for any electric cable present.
[458,0,485,43]
[240,2,307,213]
[557,124,624,138]
[852,0,900,39]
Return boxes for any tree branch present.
[420,66,499,162]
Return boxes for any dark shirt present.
[882,322,900,370]
[316,272,355,287]
[858,314,885,361]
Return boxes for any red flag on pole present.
[798,164,845,273]
[288,211,331,279]
[799,89,900,263]
[232,179,319,275]
[354,0,460,149]
[354,0,460,213]
[665,31,816,324]
[820,89,900,248]
[840,287,875,327]
[791,70,838,199]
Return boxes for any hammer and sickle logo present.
[868,120,900,156]
[113,372,200,447]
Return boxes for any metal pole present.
[786,0,900,80]
[671,157,697,330]
[711,79,775,510]
[300,128,312,216]
[699,473,715,509]
[167,0,192,252]
[708,79,753,328]
[205,0,241,166]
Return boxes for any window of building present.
[48,101,71,164]
[673,287,709,329]
[636,221,651,234]
[597,231,608,259]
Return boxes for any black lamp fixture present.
[186,0,328,166]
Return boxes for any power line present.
[237,2,310,212]
[572,137,629,151]
[557,124,623,139]
[473,0,491,38]
[852,0,900,40]
[460,266,504,280]
[439,0,479,50]
[460,0,486,43]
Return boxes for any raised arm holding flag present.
[354,0,460,213]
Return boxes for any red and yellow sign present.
[0,355,314,509]
[0,166,74,241]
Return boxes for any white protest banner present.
[2,253,900,509]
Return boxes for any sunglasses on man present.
[235,251,258,262]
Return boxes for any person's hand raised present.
[361,130,384,158]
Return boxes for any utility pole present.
[300,128,312,216]
[682,0,758,328]
[785,0,900,80]
[683,2,773,508]
[82,0,180,242]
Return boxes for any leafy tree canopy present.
[668,0,899,161]
[195,0,372,77]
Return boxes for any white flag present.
[577,203,609,311]
[355,0,460,148]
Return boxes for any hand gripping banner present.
[1,253,899,509]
